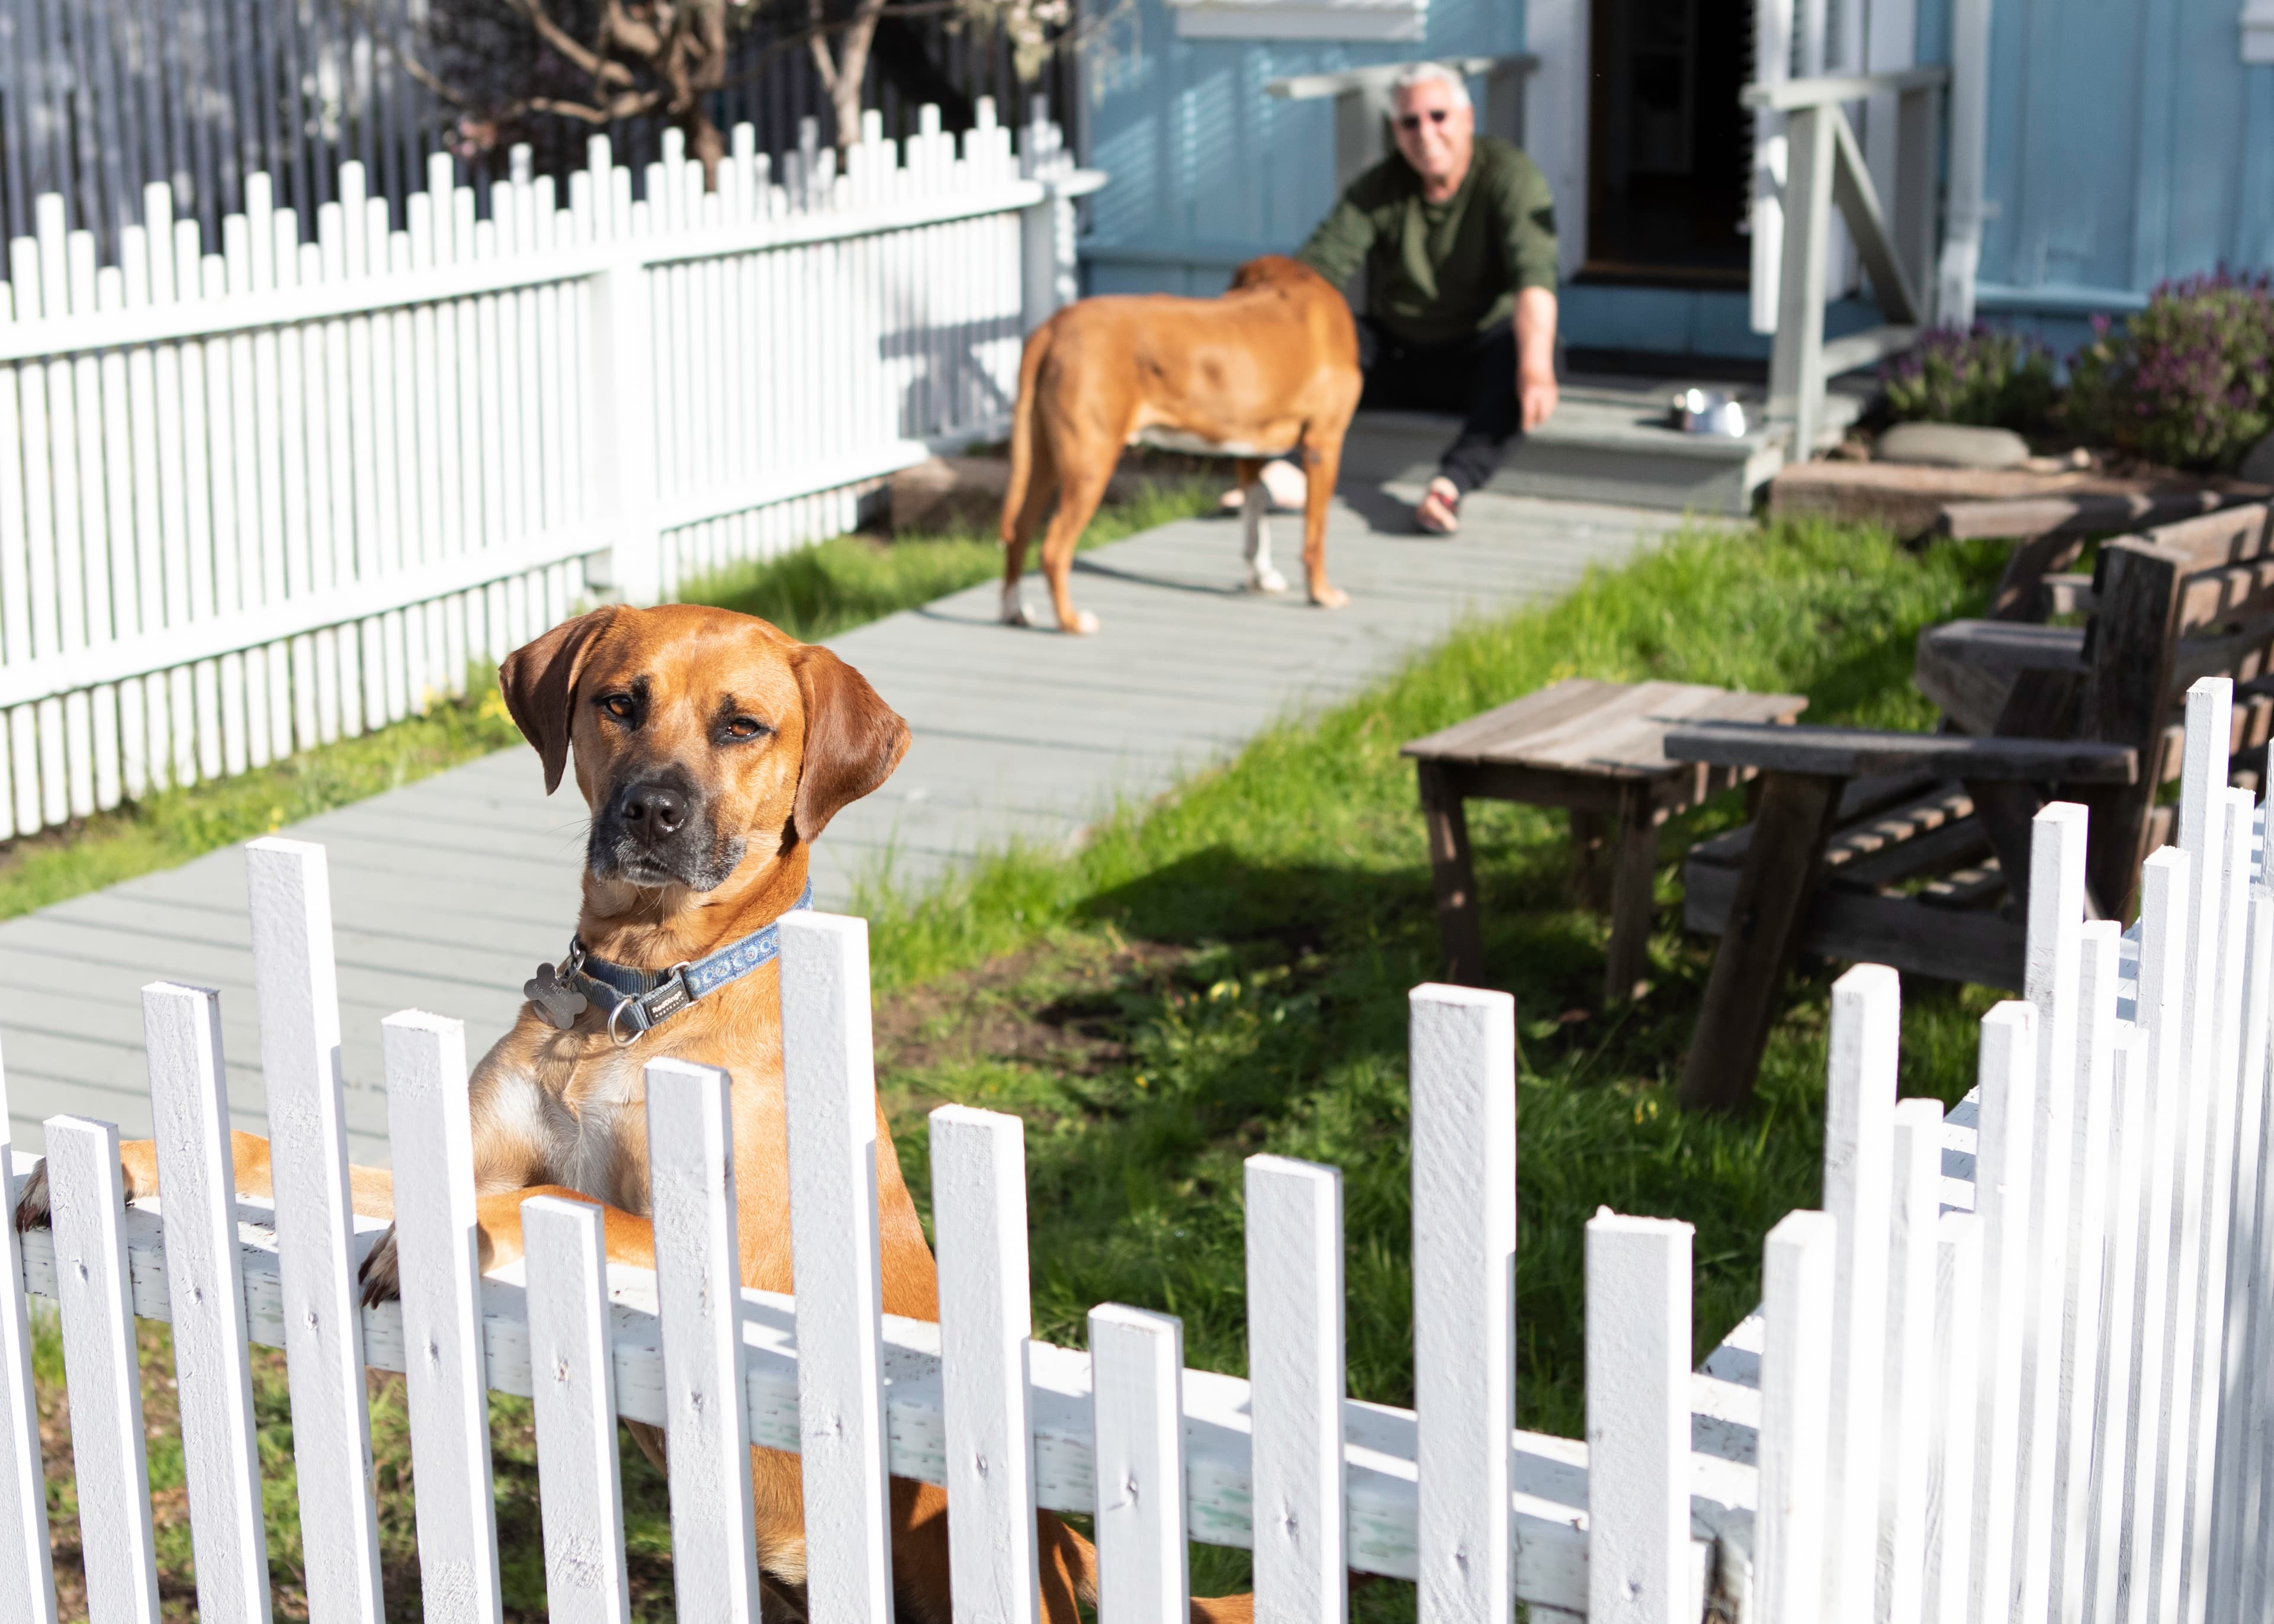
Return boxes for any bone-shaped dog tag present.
[525,961,588,1030]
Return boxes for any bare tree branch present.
[503,0,638,88]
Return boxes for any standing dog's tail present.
[1000,318,1054,545]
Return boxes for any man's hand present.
[1519,364,1560,433]
[1514,285,1559,433]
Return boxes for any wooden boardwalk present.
[0,490,1695,1161]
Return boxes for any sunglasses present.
[1396,109,1453,133]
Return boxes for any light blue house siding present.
[1077,0,2274,359]
[1978,0,2274,321]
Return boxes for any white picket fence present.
[0,99,1091,842]
[1,678,2273,1622]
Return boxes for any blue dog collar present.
[525,881,815,1045]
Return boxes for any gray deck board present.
[0,490,1698,1160]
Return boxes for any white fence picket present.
[45,1114,160,1623]
[243,834,385,1622]
[2164,680,2237,1623]
[1244,1154,1347,1624]
[1089,1303,1189,1624]
[930,1105,1043,1624]
[2220,799,2274,1624]
[1880,1096,1944,1624]
[2128,847,2192,1624]
[382,1009,505,1624]
[2052,921,2123,1624]
[779,912,896,1624]
[2018,802,2089,1623]
[1971,996,2041,1624]
[1584,1211,1692,1624]
[1822,962,1897,1622]
[1758,1208,1835,1624]
[2186,784,2257,1622]
[0,1041,56,1624]
[644,1056,763,1624]
[144,981,271,1624]
[1928,1211,1983,1624]
[1408,983,1515,1624]
[523,1195,635,1624]
[2087,1024,2153,1624]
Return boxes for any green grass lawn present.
[21,512,2008,1619]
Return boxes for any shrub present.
[1881,323,2057,430]
[2063,269,2274,470]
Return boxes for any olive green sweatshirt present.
[1295,136,1559,346]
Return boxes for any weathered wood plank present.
[1403,678,1807,775]
[1678,771,1847,1109]
[1933,491,2251,545]
[1683,852,2027,989]
[1666,721,2137,784]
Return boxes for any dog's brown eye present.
[602,695,634,720]
[726,717,763,739]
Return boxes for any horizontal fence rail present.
[0,99,1093,842]
[1,682,2272,1620]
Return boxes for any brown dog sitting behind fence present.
[1000,254,1363,635]
[15,603,1255,1624]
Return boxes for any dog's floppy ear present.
[791,644,910,843]
[499,607,620,795]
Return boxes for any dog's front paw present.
[1067,610,1100,636]
[1309,585,1351,610]
[1000,590,1037,629]
[359,1225,402,1307]
[1248,565,1290,595]
[11,1162,50,1233]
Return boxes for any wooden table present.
[1401,678,1810,1003]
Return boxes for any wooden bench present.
[1666,500,2274,1109]
[1401,678,1808,1005]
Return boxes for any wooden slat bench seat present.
[1401,677,1808,1004]
[1665,499,2274,1110]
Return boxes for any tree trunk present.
[811,0,889,149]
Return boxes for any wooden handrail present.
[1741,64,1952,111]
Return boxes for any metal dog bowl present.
[1669,388,1748,437]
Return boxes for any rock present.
[890,456,1011,534]
[889,454,1162,533]
[2241,430,2274,487]
[1875,421,2034,470]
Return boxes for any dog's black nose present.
[622,782,688,838]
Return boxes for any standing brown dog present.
[1000,255,1362,635]
[18,604,1255,1624]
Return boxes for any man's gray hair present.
[1391,61,1473,109]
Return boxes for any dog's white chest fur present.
[1129,425,1294,459]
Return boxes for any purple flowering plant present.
[2063,269,2274,470]
[1881,323,2057,430]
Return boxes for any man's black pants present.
[1354,317,1520,497]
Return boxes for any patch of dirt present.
[874,938,1195,1094]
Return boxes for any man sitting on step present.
[1245,60,1562,536]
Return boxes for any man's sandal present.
[1414,480,1461,535]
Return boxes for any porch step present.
[1338,374,1870,517]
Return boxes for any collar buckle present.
[608,961,695,1047]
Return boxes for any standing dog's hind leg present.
[1236,460,1287,594]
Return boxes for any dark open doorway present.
[1584,0,1753,287]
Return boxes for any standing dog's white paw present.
[1248,565,1290,594]
[1001,589,1037,628]
[1068,610,1101,636]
